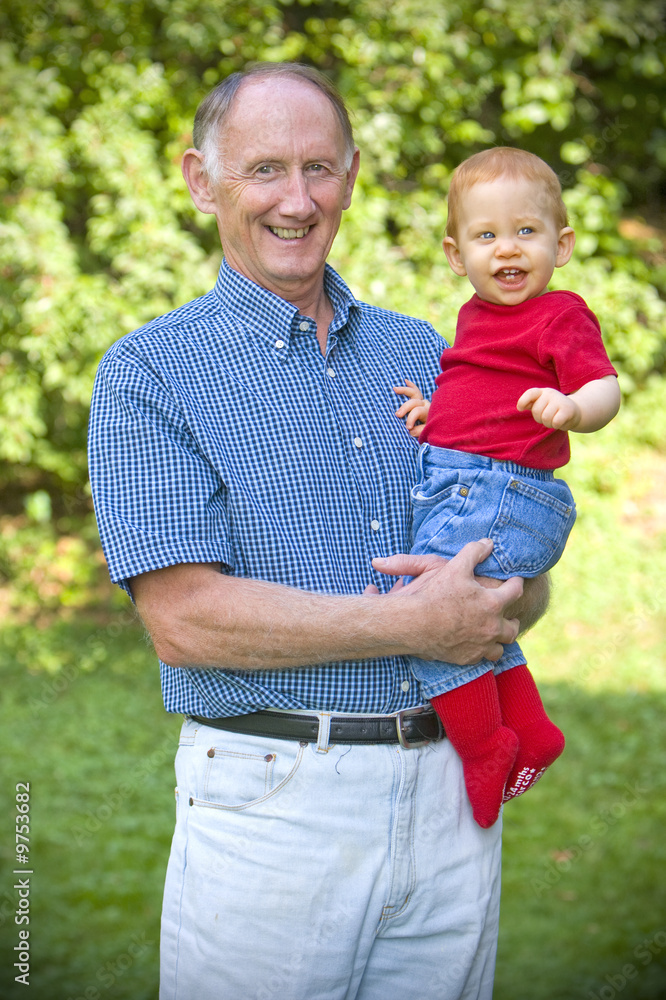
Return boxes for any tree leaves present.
[0,0,664,606]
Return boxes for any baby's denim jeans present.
[409,443,576,698]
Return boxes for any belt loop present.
[316,713,331,753]
[417,441,429,476]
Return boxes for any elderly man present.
[89,63,546,999]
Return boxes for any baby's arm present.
[394,380,431,438]
[517,375,620,433]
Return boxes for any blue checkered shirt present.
[89,259,446,716]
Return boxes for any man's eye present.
[256,165,275,175]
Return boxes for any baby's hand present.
[517,386,581,431]
[394,380,431,438]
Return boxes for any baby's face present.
[443,176,573,306]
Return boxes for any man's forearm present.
[131,542,527,673]
[133,564,408,670]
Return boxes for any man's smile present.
[268,225,311,239]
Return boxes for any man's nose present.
[278,171,315,218]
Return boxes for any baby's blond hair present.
[446,147,568,239]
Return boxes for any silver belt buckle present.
[395,706,438,749]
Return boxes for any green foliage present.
[0,0,665,609]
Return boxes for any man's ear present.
[342,147,361,211]
[443,236,467,276]
[182,148,219,216]
[555,227,575,268]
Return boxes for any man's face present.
[204,77,359,302]
[443,177,572,306]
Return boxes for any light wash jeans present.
[409,443,577,697]
[160,716,503,1000]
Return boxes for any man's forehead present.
[228,76,338,127]
[221,77,346,161]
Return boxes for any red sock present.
[496,664,565,802]
[431,672,518,829]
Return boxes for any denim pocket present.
[190,742,305,812]
[410,470,470,547]
[489,476,576,576]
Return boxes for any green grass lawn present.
[1,431,665,999]
[0,621,178,1000]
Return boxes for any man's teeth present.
[269,226,310,239]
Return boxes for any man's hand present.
[372,539,523,665]
[131,543,545,673]
[394,380,431,437]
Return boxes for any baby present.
[395,147,620,827]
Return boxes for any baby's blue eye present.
[518,226,534,235]
[480,231,495,240]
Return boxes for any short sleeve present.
[88,348,234,596]
[537,297,617,395]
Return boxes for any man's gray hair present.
[192,62,356,185]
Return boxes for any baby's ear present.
[555,227,576,268]
[443,236,467,276]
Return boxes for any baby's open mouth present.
[494,268,524,282]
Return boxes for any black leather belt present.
[191,706,444,748]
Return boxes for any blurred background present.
[1,0,665,997]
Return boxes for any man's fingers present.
[501,616,520,646]
[363,578,405,595]
[372,552,448,579]
[448,538,495,572]
[373,540,493,581]
[495,573,524,606]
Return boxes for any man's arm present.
[131,539,527,671]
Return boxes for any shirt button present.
[327,368,336,378]
[298,321,309,332]
[275,339,285,349]
[370,519,380,531]
[353,437,363,449]
[401,680,410,692]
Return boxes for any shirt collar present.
[212,257,360,354]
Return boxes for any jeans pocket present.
[410,472,470,547]
[191,743,305,812]
[489,476,576,576]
